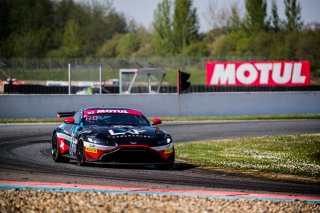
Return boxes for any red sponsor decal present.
[159,150,174,160]
[57,138,70,155]
[206,61,310,86]
[85,148,105,160]
[83,109,143,116]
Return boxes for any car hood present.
[82,125,168,146]
[84,125,160,137]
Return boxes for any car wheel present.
[156,150,175,170]
[52,133,70,163]
[76,138,86,166]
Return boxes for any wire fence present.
[1,57,319,94]
[0,57,264,81]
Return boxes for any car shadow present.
[46,147,197,171]
[68,160,197,171]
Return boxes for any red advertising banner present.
[206,61,310,86]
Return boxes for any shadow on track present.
[44,147,197,171]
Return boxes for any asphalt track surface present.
[0,120,320,196]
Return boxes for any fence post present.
[99,64,102,95]
[68,63,71,95]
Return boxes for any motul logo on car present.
[96,110,129,114]
[85,110,129,115]
[83,109,143,116]
[206,61,310,86]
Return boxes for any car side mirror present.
[152,118,162,125]
[64,117,75,124]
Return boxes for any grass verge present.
[0,118,60,123]
[0,114,320,123]
[159,114,320,121]
[175,135,320,182]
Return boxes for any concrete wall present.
[0,92,319,118]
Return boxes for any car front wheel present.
[76,137,86,166]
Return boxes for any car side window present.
[74,112,81,124]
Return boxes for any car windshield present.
[83,113,150,127]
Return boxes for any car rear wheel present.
[76,138,86,166]
[52,133,70,163]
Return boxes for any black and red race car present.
[51,107,174,169]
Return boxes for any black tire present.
[52,133,70,163]
[76,138,86,166]
[155,149,175,170]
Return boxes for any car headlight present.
[155,136,172,146]
[87,137,94,143]
[86,136,106,145]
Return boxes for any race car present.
[51,107,174,169]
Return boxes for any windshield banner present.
[206,61,310,86]
[83,109,143,117]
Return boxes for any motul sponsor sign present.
[206,61,310,86]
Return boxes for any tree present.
[77,1,127,57]
[152,0,173,56]
[181,40,210,57]
[295,30,320,72]
[270,0,281,32]
[172,0,199,54]
[47,19,81,58]
[205,0,231,30]
[96,34,122,58]
[0,0,12,57]
[131,27,153,58]
[61,19,81,58]
[1,0,130,58]
[284,0,303,32]
[247,32,274,58]
[116,33,140,58]
[7,0,55,58]
[244,0,268,33]
[230,3,241,31]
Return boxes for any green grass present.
[0,118,60,123]
[1,68,204,84]
[0,114,320,123]
[175,135,320,178]
[163,69,205,85]
[158,114,320,121]
[3,68,320,85]
[1,68,120,81]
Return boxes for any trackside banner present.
[206,61,310,86]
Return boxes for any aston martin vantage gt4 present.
[51,108,174,169]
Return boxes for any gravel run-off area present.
[0,190,319,213]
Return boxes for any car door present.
[70,111,83,155]
[62,111,81,155]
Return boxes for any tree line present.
[0,0,319,76]
[0,0,128,58]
